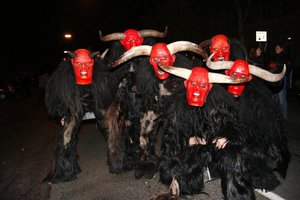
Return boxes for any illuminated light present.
[287,37,292,40]
[64,34,72,39]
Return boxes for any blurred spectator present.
[248,46,267,69]
[269,43,290,120]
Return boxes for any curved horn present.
[157,60,248,84]
[138,26,168,38]
[89,51,99,58]
[99,30,125,41]
[206,53,234,70]
[208,73,247,84]
[100,48,109,59]
[249,64,286,82]
[198,39,211,60]
[206,53,286,82]
[111,45,152,67]
[156,60,191,79]
[167,41,204,56]
[65,51,76,58]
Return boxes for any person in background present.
[269,43,289,120]
[248,46,267,69]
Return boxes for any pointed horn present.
[111,45,152,67]
[138,26,168,38]
[206,53,233,70]
[208,72,248,84]
[89,51,99,58]
[100,48,109,59]
[167,41,204,56]
[156,59,191,79]
[249,64,286,82]
[198,39,211,60]
[65,51,76,58]
[99,30,125,41]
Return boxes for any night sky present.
[5,0,163,77]
[4,0,297,79]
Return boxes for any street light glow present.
[64,34,72,39]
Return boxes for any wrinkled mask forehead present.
[73,49,93,62]
[228,59,250,76]
[189,67,209,83]
[124,29,141,39]
[150,43,171,58]
[211,34,230,49]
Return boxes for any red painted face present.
[209,34,230,61]
[149,43,176,80]
[120,29,144,51]
[184,67,212,107]
[71,49,94,85]
[225,59,252,96]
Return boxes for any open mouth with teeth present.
[80,70,88,76]
[217,57,225,61]
[157,68,166,75]
[193,92,200,97]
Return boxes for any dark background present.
[3,0,300,80]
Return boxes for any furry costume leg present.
[44,116,81,183]
[217,146,255,200]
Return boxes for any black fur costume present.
[157,84,280,200]
[105,51,198,179]
[44,56,118,183]
[101,37,164,175]
[235,77,290,179]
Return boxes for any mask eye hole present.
[76,62,82,67]
[201,83,207,88]
[231,72,238,78]
[222,47,229,52]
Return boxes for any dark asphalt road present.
[0,91,299,200]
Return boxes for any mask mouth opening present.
[193,92,200,97]
[217,56,225,61]
[157,68,166,75]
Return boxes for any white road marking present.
[255,189,286,200]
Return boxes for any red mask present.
[149,43,176,80]
[209,34,230,61]
[184,67,212,107]
[120,29,144,51]
[225,59,252,96]
[71,49,94,85]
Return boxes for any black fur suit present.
[102,38,161,175]
[105,52,197,179]
[158,84,280,199]
[236,77,290,180]
[44,57,118,183]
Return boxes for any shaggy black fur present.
[158,84,281,199]
[104,46,199,180]
[237,77,290,179]
[44,57,118,183]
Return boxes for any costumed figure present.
[99,27,169,175]
[152,62,283,200]
[206,55,290,181]
[106,41,204,179]
[44,49,118,183]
